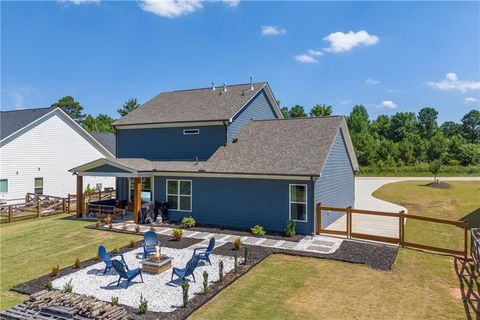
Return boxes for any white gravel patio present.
[52,244,235,312]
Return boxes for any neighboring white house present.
[0,107,115,204]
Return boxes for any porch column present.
[133,177,142,224]
[76,175,83,217]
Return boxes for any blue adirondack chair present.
[171,255,200,282]
[193,237,215,265]
[143,231,158,259]
[111,260,143,288]
[98,245,128,275]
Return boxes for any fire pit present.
[141,244,173,274]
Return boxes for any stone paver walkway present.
[108,223,343,255]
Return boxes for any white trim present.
[183,129,200,135]
[166,179,192,212]
[70,158,137,174]
[151,175,155,202]
[115,121,225,130]
[289,184,308,223]
[79,171,313,180]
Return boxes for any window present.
[183,129,200,135]
[166,180,192,211]
[129,177,152,202]
[34,178,43,194]
[0,179,8,193]
[289,184,307,222]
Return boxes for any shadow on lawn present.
[460,208,480,229]
[453,257,479,320]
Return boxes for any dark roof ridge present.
[0,106,53,113]
[172,81,266,93]
[252,115,345,122]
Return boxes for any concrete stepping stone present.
[312,240,335,247]
[192,232,213,239]
[211,234,229,241]
[182,230,198,237]
[307,245,331,253]
[259,239,280,247]
[222,235,242,242]
[155,227,172,235]
[242,237,261,245]
[279,241,298,249]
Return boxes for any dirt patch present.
[426,182,452,189]
[448,287,462,300]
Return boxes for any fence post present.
[67,194,70,212]
[62,198,66,213]
[8,205,12,223]
[36,201,41,218]
[316,203,321,235]
[464,221,469,259]
[399,210,405,247]
[347,206,352,238]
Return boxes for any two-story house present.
[71,81,359,235]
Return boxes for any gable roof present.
[112,82,281,127]
[90,132,116,155]
[0,107,54,140]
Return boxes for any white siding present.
[0,111,114,203]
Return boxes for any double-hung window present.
[166,180,192,211]
[0,179,8,193]
[289,184,307,222]
[34,178,44,194]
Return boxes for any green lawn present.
[191,181,479,320]
[0,215,139,309]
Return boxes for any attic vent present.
[223,82,227,92]
[211,81,215,91]
[232,138,239,143]
[250,75,254,90]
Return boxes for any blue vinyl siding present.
[314,130,355,228]
[152,176,314,234]
[227,90,278,141]
[116,177,129,201]
[116,125,227,160]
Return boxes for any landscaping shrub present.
[104,214,112,225]
[219,261,224,281]
[150,225,156,232]
[84,184,97,195]
[172,228,183,241]
[108,222,113,229]
[94,253,100,261]
[111,296,119,306]
[74,258,80,269]
[44,280,53,291]
[63,279,73,293]
[234,252,238,273]
[95,220,101,228]
[244,246,248,265]
[138,294,148,314]
[232,237,242,250]
[135,225,141,233]
[181,216,196,228]
[122,223,127,231]
[285,220,296,237]
[181,281,189,307]
[250,225,266,236]
[51,265,60,277]
[203,271,209,294]
[129,240,135,248]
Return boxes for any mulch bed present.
[426,182,452,189]
[11,236,398,320]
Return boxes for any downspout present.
[311,176,317,236]
[223,120,229,144]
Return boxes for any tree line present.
[52,95,479,167]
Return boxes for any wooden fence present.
[316,203,469,258]
[0,196,67,223]
[66,189,116,213]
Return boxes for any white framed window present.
[34,178,43,195]
[129,177,152,202]
[183,129,200,135]
[0,179,8,193]
[166,179,192,212]
[289,184,307,222]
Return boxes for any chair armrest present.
[193,247,207,254]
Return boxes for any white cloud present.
[427,73,480,92]
[308,49,324,56]
[323,30,379,53]
[140,0,203,18]
[387,89,400,94]
[58,0,100,4]
[465,97,478,104]
[2,84,36,110]
[295,54,318,63]
[223,0,240,7]
[374,100,397,109]
[261,25,287,36]
[365,78,380,85]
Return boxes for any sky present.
[1,0,479,123]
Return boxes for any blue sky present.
[1,1,479,123]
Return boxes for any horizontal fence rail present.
[316,203,469,258]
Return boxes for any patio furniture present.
[143,231,158,259]
[171,255,200,282]
[193,237,215,265]
[98,245,128,275]
[111,260,143,288]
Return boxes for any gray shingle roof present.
[112,82,268,126]
[0,107,54,140]
[90,132,116,155]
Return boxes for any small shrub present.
[74,258,80,269]
[150,225,156,232]
[63,279,73,293]
[172,228,183,241]
[111,296,119,306]
[180,216,196,228]
[135,225,141,233]
[94,253,100,261]
[219,261,224,281]
[250,225,266,236]
[105,214,112,225]
[234,252,238,273]
[181,281,189,307]
[108,222,113,229]
[51,265,60,277]
[84,184,97,195]
[122,223,127,231]
[244,246,248,265]
[232,237,242,250]
[202,271,209,294]
[95,220,101,228]
[285,220,296,237]
[112,246,119,254]
[129,240,135,248]
[44,280,53,291]
[138,294,148,314]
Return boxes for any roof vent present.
[211,81,216,91]
[223,82,227,92]
[232,138,239,143]
[250,76,254,90]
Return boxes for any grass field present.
[190,181,479,319]
[0,215,139,309]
